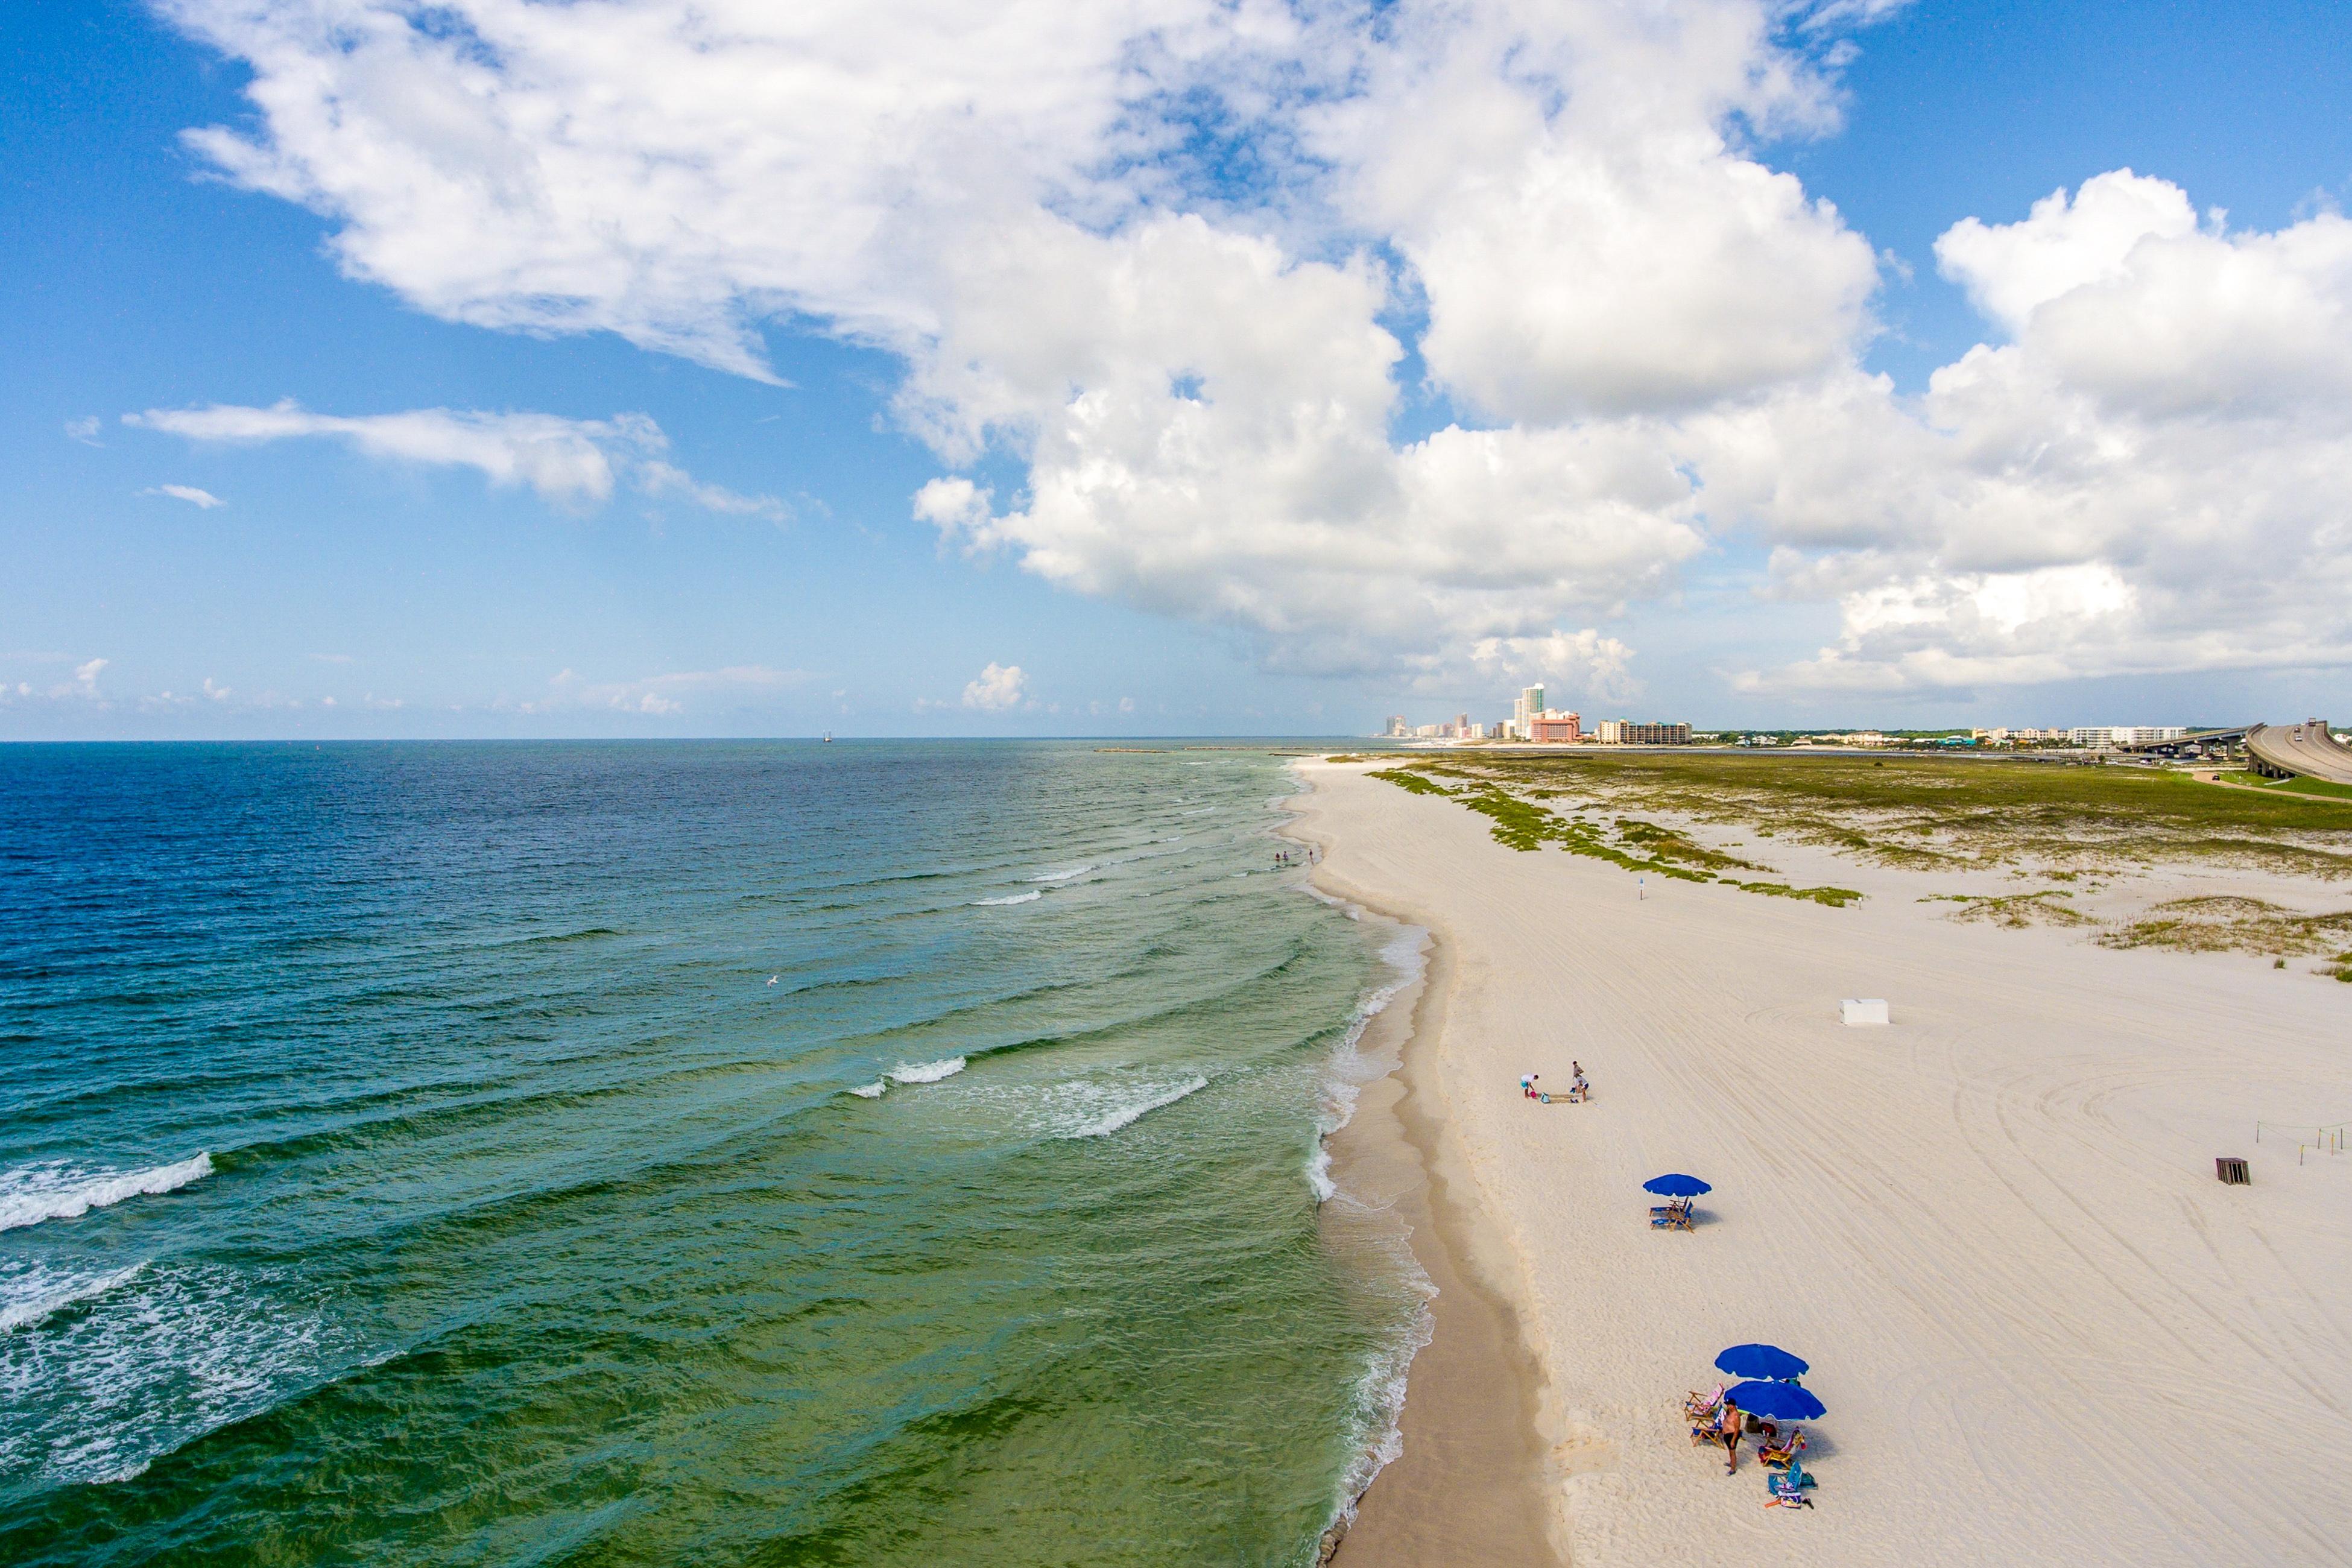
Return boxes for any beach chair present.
[1649,1198,1693,1230]
[1758,1428,1806,1469]
[1683,1386,1724,1423]
[1765,1457,1816,1508]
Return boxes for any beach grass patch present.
[2098,896,2352,956]
[1365,768,1455,797]
[1409,751,2352,878]
[1724,880,1865,907]
[1923,890,2091,928]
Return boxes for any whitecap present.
[1,1263,148,1334]
[0,1153,215,1234]
[1025,865,1094,884]
[0,1259,355,1490]
[847,1081,888,1099]
[887,1057,967,1085]
[972,890,1043,906]
[1058,1076,1209,1139]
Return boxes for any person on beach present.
[1717,1394,1742,1474]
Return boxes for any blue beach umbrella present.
[1715,1343,1809,1382]
[1642,1174,1712,1198]
[1727,1379,1826,1422]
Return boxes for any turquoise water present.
[0,742,1426,1565]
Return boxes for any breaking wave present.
[972,890,1043,906]
[1060,1075,1208,1139]
[1,1263,149,1334]
[887,1057,967,1086]
[0,1153,215,1234]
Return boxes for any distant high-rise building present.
[1511,684,1545,739]
[1383,715,1408,738]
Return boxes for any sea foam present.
[1,1263,148,1334]
[0,1153,215,1234]
[1060,1075,1208,1139]
[847,1081,888,1099]
[887,1057,967,1085]
[972,890,1043,906]
[1304,918,1430,1202]
[1025,865,1093,884]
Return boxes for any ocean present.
[0,741,1428,1566]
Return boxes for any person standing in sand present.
[1716,1394,1742,1474]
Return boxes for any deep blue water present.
[0,741,1424,1566]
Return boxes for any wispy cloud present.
[637,460,789,522]
[140,484,226,509]
[545,664,812,716]
[126,400,784,517]
[64,417,101,446]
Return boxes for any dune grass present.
[1396,751,2352,878]
[1922,890,2094,928]
[2097,895,2352,956]
[1365,767,1860,905]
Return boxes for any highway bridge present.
[2116,726,2252,757]
[2244,719,2352,785]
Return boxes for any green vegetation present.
[1365,765,1854,902]
[1363,750,2352,955]
[1921,890,2093,928]
[1722,880,1865,908]
[1410,750,2352,877]
[2098,896,2352,956]
[1365,768,1453,797]
[1614,817,1763,873]
[2220,770,2352,801]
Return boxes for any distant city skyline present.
[10,2,2352,739]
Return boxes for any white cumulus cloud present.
[961,662,1028,710]
[147,0,2352,695]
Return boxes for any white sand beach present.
[1293,759,2352,1564]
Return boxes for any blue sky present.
[7,0,2352,738]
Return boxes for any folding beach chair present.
[1765,1457,1816,1509]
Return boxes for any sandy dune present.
[1293,760,2351,1564]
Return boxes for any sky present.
[7,0,2352,739]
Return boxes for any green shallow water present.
[0,741,1427,1566]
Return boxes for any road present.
[2244,720,2352,785]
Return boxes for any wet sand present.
[1290,805,1563,1566]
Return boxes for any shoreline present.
[1285,781,1564,1567]
[1283,755,2352,1564]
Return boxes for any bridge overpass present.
[2114,726,2251,757]
[2244,719,2352,785]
